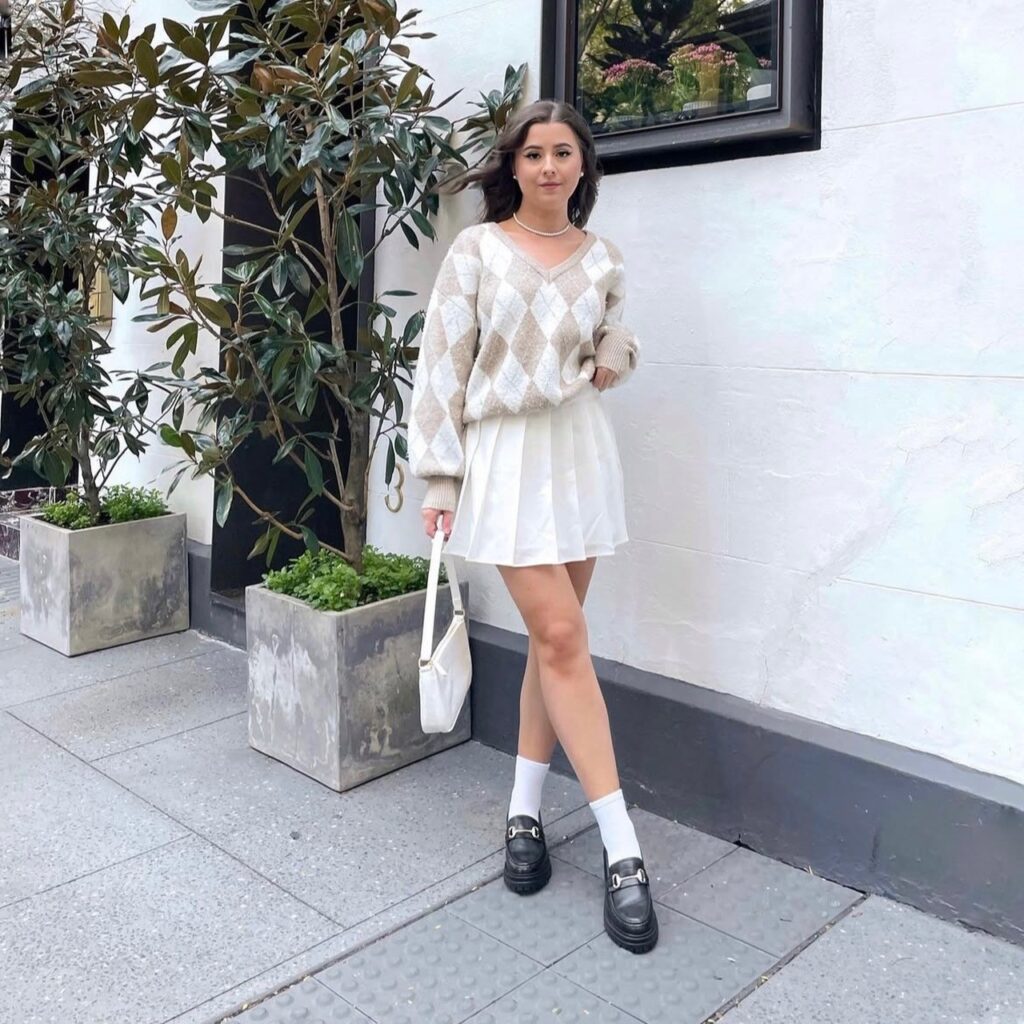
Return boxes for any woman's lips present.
[540,183,561,189]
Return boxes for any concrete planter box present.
[19,512,189,656]
[246,580,471,791]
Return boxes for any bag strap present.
[420,518,464,664]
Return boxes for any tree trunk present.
[342,407,369,574]
[77,425,101,519]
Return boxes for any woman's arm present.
[408,229,481,512]
[594,243,640,387]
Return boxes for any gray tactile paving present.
[660,847,861,956]
[446,859,604,965]
[464,971,641,1023]
[554,902,774,1024]
[719,897,1024,1024]
[316,909,542,1024]
[552,809,735,898]
[226,977,372,1023]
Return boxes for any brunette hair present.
[442,99,601,226]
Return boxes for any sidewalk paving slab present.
[11,645,247,761]
[0,835,339,1024]
[98,714,589,928]
[0,711,186,904]
[718,896,1024,1023]
[0,627,212,707]
[2,596,1020,1024]
[660,845,861,957]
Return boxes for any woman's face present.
[512,121,585,212]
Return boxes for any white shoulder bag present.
[419,523,472,733]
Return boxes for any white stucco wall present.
[368,1,1024,785]
[105,0,221,544]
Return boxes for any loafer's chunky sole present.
[503,851,552,895]
[603,901,659,953]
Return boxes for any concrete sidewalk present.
[1,557,1022,1024]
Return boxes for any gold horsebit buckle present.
[610,867,649,890]
[507,825,542,841]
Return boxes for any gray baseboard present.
[187,541,247,649]
[468,621,1024,947]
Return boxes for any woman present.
[408,99,657,954]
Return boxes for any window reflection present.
[576,0,781,135]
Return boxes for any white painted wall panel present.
[368,1,1024,785]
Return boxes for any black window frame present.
[541,0,823,172]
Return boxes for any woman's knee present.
[533,614,588,666]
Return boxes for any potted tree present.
[0,1,187,656]
[137,0,523,789]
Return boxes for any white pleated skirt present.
[445,389,629,566]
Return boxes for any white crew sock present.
[507,754,550,821]
[589,789,642,865]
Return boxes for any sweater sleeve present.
[408,229,481,512]
[594,245,640,387]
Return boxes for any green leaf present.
[179,35,209,64]
[265,125,286,175]
[286,256,310,296]
[215,480,233,527]
[299,123,330,168]
[335,208,364,286]
[160,156,182,185]
[272,434,299,464]
[271,256,288,296]
[299,526,319,553]
[248,532,270,559]
[198,296,232,328]
[162,19,189,45]
[107,257,130,303]
[134,38,160,86]
[303,446,323,495]
[396,65,420,106]
[385,440,396,484]
[160,424,182,447]
[74,69,131,86]
[131,94,158,132]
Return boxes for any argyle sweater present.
[408,221,640,512]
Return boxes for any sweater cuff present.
[595,330,636,382]
[423,477,461,513]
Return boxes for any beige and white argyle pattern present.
[409,222,639,512]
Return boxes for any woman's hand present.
[592,367,619,392]
[422,507,453,540]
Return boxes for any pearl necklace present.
[512,211,573,237]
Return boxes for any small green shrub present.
[265,550,362,612]
[264,545,446,612]
[40,491,97,530]
[359,545,436,604]
[102,485,169,523]
[40,485,169,530]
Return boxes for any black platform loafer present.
[503,814,552,895]
[603,848,659,953]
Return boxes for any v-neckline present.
[489,221,596,282]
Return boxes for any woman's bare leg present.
[516,557,598,764]
[499,561,619,801]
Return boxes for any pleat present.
[444,389,628,566]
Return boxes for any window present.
[542,0,821,169]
